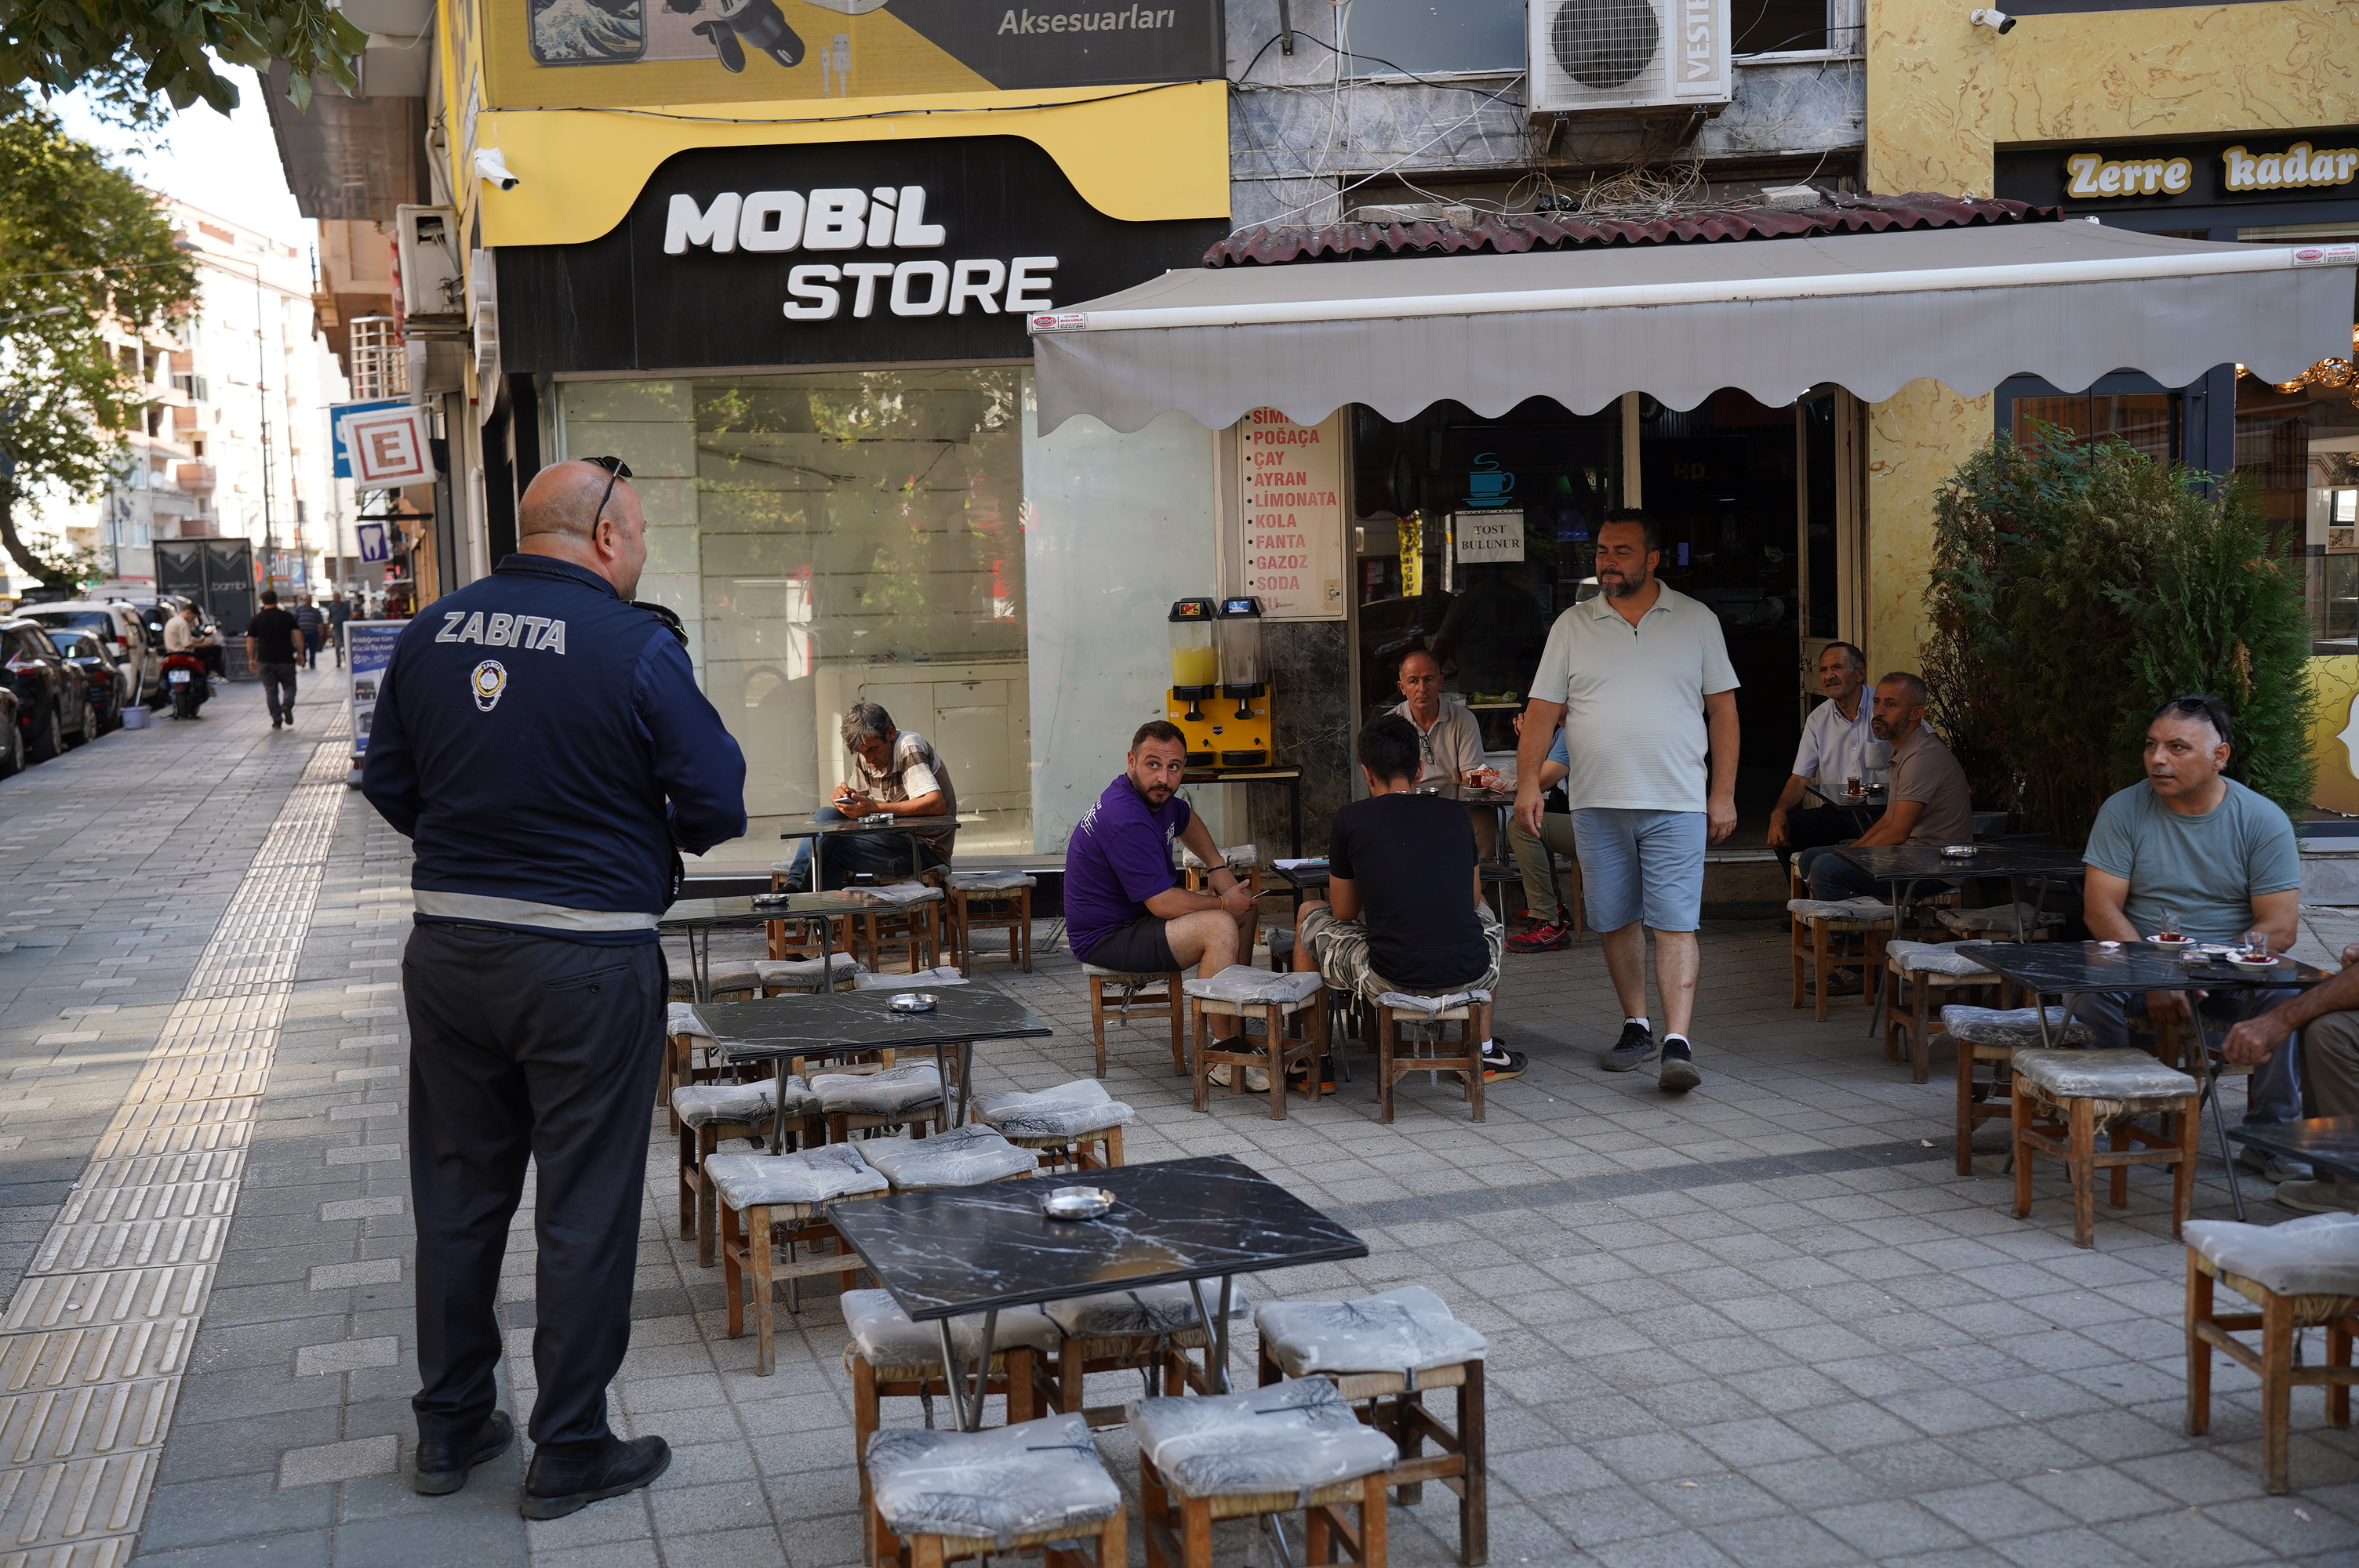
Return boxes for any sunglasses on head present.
[585,456,633,535]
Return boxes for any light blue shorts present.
[1569,808,1707,934]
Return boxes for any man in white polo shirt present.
[1766,642,1888,876]
[1513,510,1739,1092]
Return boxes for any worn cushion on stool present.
[754,954,864,990]
[704,1142,888,1210]
[667,1002,714,1040]
[852,967,970,990]
[1084,964,1174,984]
[2012,1047,2197,1100]
[972,1079,1135,1140]
[1885,941,1996,979]
[842,1288,1060,1377]
[863,882,945,907]
[1787,897,1896,924]
[2183,1213,2359,1299]
[947,870,1037,892]
[1376,989,1488,1018]
[1129,1377,1400,1502]
[1255,1285,1487,1384]
[859,1125,1036,1190]
[813,1062,943,1117]
[669,960,762,997]
[1268,927,1296,960]
[1936,903,2058,935]
[673,1076,819,1128]
[1940,1005,2095,1049]
[867,1412,1121,1551]
[1044,1281,1249,1338]
[1184,966,1325,1009]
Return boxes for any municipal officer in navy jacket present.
[364,458,747,1517]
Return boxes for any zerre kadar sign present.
[492,137,1228,375]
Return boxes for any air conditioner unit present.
[1528,0,1732,118]
[394,205,467,339]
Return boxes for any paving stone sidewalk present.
[8,692,2358,1566]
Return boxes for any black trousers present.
[1773,804,1884,875]
[260,662,297,723]
[402,922,665,1452]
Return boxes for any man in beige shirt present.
[1797,672,1972,901]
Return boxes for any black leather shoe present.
[413,1410,514,1496]
[522,1435,671,1519]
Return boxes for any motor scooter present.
[161,654,211,720]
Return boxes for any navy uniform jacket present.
[362,553,748,945]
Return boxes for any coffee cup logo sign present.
[2223,143,2359,194]
[664,182,1056,321]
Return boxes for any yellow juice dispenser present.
[1213,596,1272,768]
[1167,598,1221,766]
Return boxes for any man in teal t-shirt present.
[2077,695,2304,1163]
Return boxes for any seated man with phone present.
[780,701,958,890]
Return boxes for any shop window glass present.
[2012,392,2178,464]
[1733,0,1836,54]
[2237,369,2359,648]
[562,369,1032,854]
[1339,0,1523,75]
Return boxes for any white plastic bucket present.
[121,706,151,730]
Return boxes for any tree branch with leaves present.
[1,0,363,120]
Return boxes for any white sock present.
[1626,1016,1650,1032]
[1665,1033,1690,1051]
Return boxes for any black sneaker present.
[413,1410,513,1496]
[1659,1037,1701,1093]
[522,1434,671,1520]
[1601,1020,1656,1073]
[1481,1044,1527,1081]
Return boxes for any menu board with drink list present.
[1238,408,1345,621]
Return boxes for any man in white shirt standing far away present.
[1765,642,1888,876]
[1514,510,1740,1092]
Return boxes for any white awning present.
[1029,223,2358,434]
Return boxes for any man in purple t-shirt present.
[1064,720,1256,997]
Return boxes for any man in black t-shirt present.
[1291,714,1524,1080]
[245,591,301,730]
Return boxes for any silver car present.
[23,601,156,707]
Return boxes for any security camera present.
[474,148,520,191]
[1969,7,2016,31]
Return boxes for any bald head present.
[521,460,635,543]
[516,459,649,597]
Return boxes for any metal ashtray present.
[1939,845,1977,859]
[750,891,794,907]
[860,813,893,827]
[888,993,938,1014]
[1042,1186,1115,1221]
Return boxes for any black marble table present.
[1833,840,2085,949]
[776,814,957,887]
[1801,780,1885,833]
[2228,1119,2359,1185]
[1183,767,1303,857]
[658,892,873,1003]
[830,1153,1369,1428]
[694,987,1052,1136]
[1959,940,2332,1219]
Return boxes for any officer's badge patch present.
[471,659,508,713]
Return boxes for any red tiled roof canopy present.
[1205,191,2061,268]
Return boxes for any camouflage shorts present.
[1297,903,1504,1004]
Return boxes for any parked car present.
[0,620,96,760]
[22,601,154,706]
[0,688,21,777]
[53,631,128,733]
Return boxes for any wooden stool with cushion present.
[663,1001,718,1130]
[1881,941,2002,1083]
[1932,902,2067,946]
[1132,1377,1395,1568]
[844,1290,1057,1563]
[1256,1286,1488,1566]
[756,953,865,995]
[667,959,762,1002]
[2185,1212,2359,1494]
[1038,1283,1242,1430]
[1375,989,1490,1126]
[857,1124,1038,1192]
[2011,1046,2201,1248]
[674,1074,820,1267]
[946,870,1036,975]
[711,1144,889,1375]
[972,1079,1133,1172]
[814,1062,947,1142]
[1083,964,1187,1079]
[868,1412,1126,1568]
[1946,1004,2095,1175]
[1185,966,1327,1121]
[1787,896,1895,1021]
[854,882,947,975]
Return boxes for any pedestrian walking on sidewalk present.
[327,593,353,667]
[245,591,301,729]
[362,457,747,1518]
[293,595,325,669]
[1511,509,1740,1094]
